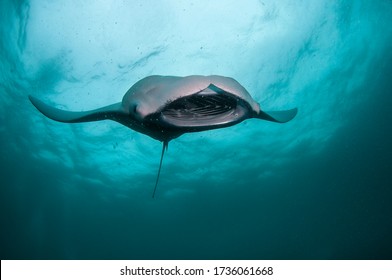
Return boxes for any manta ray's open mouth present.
[159,86,250,128]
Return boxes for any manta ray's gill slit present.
[164,93,236,110]
[198,94,234,106]
[163,104,234,119]
[188,106,233,116]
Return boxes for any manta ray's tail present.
[152,141,168,198]
[256,108,298,123]
[28,95,124,123]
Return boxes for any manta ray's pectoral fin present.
[256,108,298,123]
[29,95,124,123]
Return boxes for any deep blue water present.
[1,0,392,259]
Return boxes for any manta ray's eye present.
[130,103,143,121]
[130,103,139,115]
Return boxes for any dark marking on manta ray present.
[29,75,298,198]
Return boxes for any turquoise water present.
[1,0,391,259]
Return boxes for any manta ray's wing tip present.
[28,95,75,122]
[28,95,40,107]
[257,107,298,123]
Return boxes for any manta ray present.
[29,75,297,197]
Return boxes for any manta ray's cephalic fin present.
[28,95,124,123]
[152,141,168,198]
[257,108,298,123]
